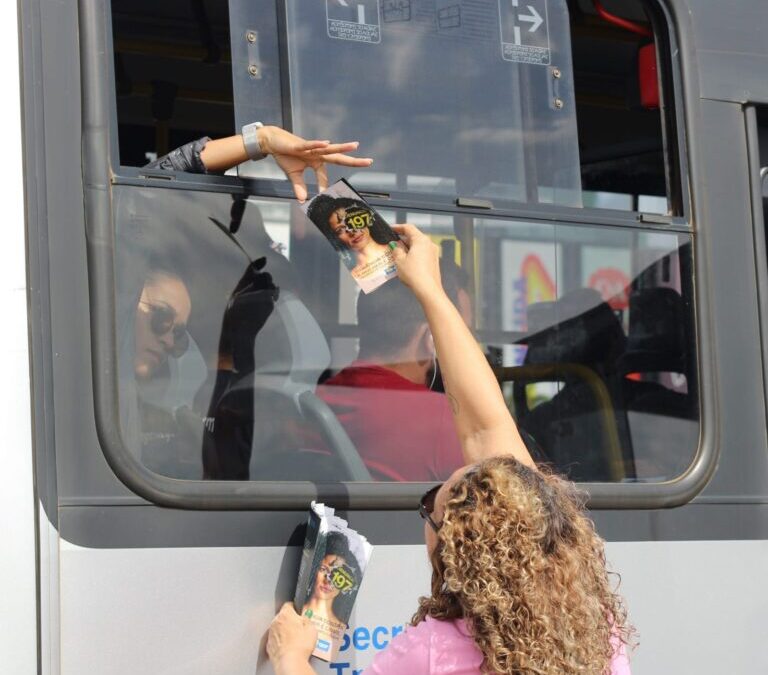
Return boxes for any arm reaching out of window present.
[390,224,534,467]
[146,125,373,203]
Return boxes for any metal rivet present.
[246,31,256,43]
[552,67,561,79]
[554,98,564,109]
[248,64,260,77]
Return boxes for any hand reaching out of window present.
[258,126,373,202]
[147,125,373,202]
[198,125,373,202]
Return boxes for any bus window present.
[112,0,681,215]
[104,0,696,493]
[114,185,696,484]
[410,213,698,482]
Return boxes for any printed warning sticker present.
[498,0,550,65]
[327,0,382,44]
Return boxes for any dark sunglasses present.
[141,301,189,357]
[419,483,443,533]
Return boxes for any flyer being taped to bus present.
[294,502,373,661]
[302,178,401,293]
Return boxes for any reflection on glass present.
[114,186,697,484]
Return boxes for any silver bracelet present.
[241,121,266,160]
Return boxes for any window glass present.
[235,0,583,205]
[114,184,697,483]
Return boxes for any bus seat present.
[202,289,367,481]
[251,289,331,397]
[524,288,627,367]
[296,391,372,481]
[619,287,687,376]
[514,289,631,481]
[618,287,695,420]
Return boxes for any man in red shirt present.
[317,280,465,481]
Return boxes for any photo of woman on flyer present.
[300,530,363,657]
[304,180,400,293]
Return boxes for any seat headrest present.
[525,288,626,366]
[619,287,687,374]
[252,290,331,388]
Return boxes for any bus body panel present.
[57,538,768,674]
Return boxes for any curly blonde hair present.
[413,457,634,674]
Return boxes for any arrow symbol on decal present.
[518,5,543,32]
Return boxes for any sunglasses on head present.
[419,483,443,533]
[141,301,189,357]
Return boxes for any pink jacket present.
[363,616,631,675]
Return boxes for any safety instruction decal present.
[498,0,550,65]
[327,0,382,43]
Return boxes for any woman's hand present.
[390,224,444,301]
[258,126,373,202]
[266,603,318,673]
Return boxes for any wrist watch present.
[241,121,266,160]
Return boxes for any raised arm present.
[202,126,373,201]
[390,225,533,467]
[148,125,373,203]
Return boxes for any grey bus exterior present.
[6,0,768,673]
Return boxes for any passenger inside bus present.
[316,279,465,482]
[121,260,208,477]
[133,267,192,382]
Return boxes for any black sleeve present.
[143,137,212,174]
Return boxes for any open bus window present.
[113,183,697,484]
[111,0,681,215]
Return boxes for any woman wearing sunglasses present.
[134,269,192,381]
[267,224,633,674]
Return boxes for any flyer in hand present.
[294,502,373,661]
[302,178,401,293]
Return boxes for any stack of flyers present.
[294,502,373,661]
[302,178,402,294]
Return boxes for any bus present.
[3,0,768,672]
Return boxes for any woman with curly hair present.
[267,224,633,674]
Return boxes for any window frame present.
[745,105,768,435]
[83,0,716,510]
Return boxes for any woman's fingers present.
[309,141,360,155]
[389,224,442,296]
[322,152,374,167]
[296,139,331,152]
[314,163,329,192]
[391,223,421,245]
[285,169,309,203]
